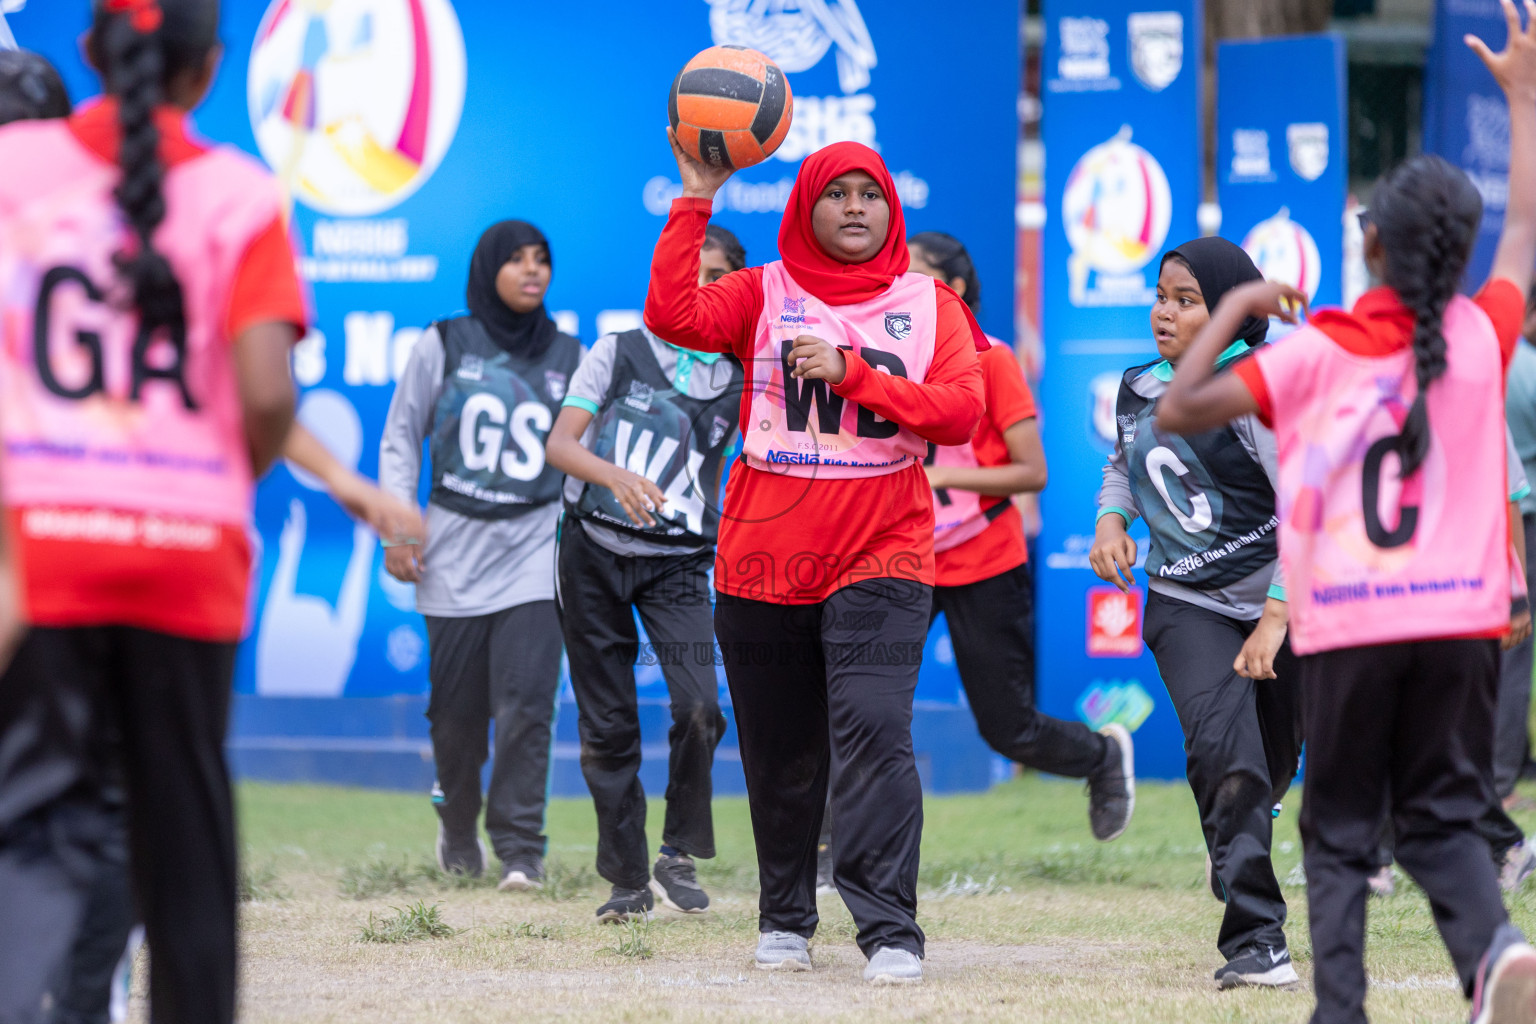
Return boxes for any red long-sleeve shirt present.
[644,197,983,603]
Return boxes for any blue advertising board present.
[1424,0,1510,289]
[8,0,1019,794]
[1218,34,1346,311]
[1037,0,1203,780]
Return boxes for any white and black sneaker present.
[755,931,811,971]
[498,856,544,892]
[1471,923,1536,1024]
[435,822,486,878]
[1086,724,1135,841]
[596,885,654,923]
[1501,842,1536,893]
[650,853,710,913]
[1214,943,1299,989]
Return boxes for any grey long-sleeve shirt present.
[379,325,558,617]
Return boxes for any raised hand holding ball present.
[668,45,793,171]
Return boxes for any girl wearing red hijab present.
[646,134,983,985]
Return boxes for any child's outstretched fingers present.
[1466,0,1536,95]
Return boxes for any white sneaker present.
[755,930,811,971]
[1501,842,1536,893]
[863,947,922,985]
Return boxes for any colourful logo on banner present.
[1062,126,1172,306]
[1077,678,1155,732]
[1087,586,1142,657]
[1242,207,1323,302]
[248,0,467,216]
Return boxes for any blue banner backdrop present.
[1036,0,1203,780]
[1217,34,1346,312]
[9,0,1020,794]
[1424,0,1509,290]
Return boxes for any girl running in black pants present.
[381,221,579,891]
[546,227,746,922]
[1090,237,1302,990]
[911,231,1135,834]
[646,135,985,985]
[0,2,301,1019]
[1161,8,1536,1020]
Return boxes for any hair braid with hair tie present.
[100,5,183,336]
[1371,155,1481,479]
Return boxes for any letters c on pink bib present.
[0,120,282,527]
[744,262,937,479]
[1259,295,1510,654]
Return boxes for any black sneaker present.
[650,853,710,913]
[435,822,486,878]
[815,843,836,896]
[1086,724,1135,841]
[498,855,544,892]
[596,885,654,923]
[1214,943,1299,989]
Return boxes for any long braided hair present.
[1367,155,1483,478]
[90,0,218,336]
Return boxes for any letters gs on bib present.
[35,265,198,410]
[458,392,552,481]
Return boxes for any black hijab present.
[1160,237,1269,348]
[466,220,560,358]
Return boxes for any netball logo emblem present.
[1287,122,1330,182]
[1127,11,1183,92]
[1062,127,1173,307]
[707,0,876,94]
[248,0,467,217]
[1242,208,1323,302]
[884,312,912,340]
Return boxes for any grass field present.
[131,776,1536,1022]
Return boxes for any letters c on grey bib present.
[429,316,581,520]
[573,330,743,545]
[1117,352,1279,589]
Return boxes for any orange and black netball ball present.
[669,45,793,170]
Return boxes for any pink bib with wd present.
[743,261,937,479]
[1257,295,1510,654]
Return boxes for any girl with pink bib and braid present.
[0,2,302,1021]
[1160,5,1536,1020]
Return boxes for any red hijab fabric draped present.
[778,142,909,306]
[778,141,987,350]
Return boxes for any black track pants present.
[424,601,563,863]
[0,627,237,1024]
[933,563,1110,777]
[1142,591,1301,960]
[716,579,930,958]
[1300,639,1509,1024]
[557,522,725,888]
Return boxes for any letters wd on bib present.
[8,0,1018,794]
[1036,0,1203,780]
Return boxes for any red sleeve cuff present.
[672,196,717,215]
[831,347,871,397]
